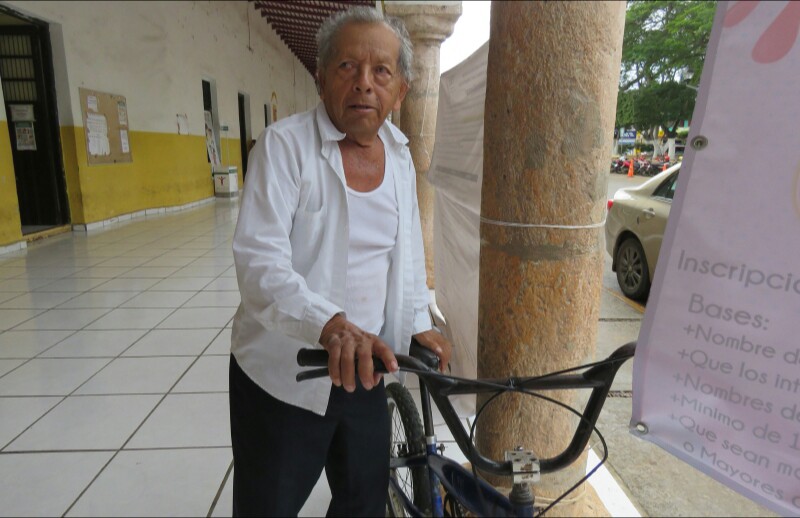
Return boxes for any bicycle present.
[297,340,636,517]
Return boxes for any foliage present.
[616,1,716,138]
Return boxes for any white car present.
[605,163,681,300]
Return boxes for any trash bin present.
[212,166,238,198]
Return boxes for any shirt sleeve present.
[407,150,434,335]
[232,129,342,346]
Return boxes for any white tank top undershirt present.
[344,151,398,335]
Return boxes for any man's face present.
[318,21,409,144]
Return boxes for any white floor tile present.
[173,265,230,278]
[0,291,79,310]
[299,471,333,517]
[184,291,241,308]
[74,356,194,395]
[157,307,236,329]
[41,330,148,358]
[126,393,230,448]
[0,291,21,304]
[91,278,161,292]
[123,329,218,357]
[86,308,174,330]
[0,451,113,517]
[118,266,181,278]
[66,448,231,517]
[173,356,229,393]
[33,277,109,292]
[0,309,43,331]
[96,257,150,268]
[189,257,233,267]
[0,358,25,377]
[149,277,214,291]
[0,266,26,279]
[0,396,62,448]
[120,290,194,308]
[14,309,111,331]
[6,394,161,451]
[0,330,75,359]
[69,266,133,279]
[55,291,138,309]
[210,470,233,517]
[159,247,207,257]
[204,328,232,355]
[203,278,240,291]
[141,256,195,267]
[0,358,110,396]
[15,266,87,278]
[0,278,55,292]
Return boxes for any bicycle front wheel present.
[386,382,431,517]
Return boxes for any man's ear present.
[393,81,409,112]
[316,72,324,97]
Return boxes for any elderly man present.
[229,6,451,517]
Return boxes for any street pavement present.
[596,172,776,517]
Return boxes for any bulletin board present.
[79,87,133,165]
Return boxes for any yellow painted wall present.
[65,127,223,224]
[1,125,245,245]
[0,122,22,246]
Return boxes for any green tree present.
[615,1,716,156]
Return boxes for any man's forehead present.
[333,21,400,56]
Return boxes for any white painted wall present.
[1,0,320,138]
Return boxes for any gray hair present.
[316,6,414,83]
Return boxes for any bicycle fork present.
[419,383,445,517]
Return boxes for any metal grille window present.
[0,34,37,102]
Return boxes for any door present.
[638,171,679,274]
[237,92,250,180]
[0,21,68,233]
[0,20,69,234]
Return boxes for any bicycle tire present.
[386,382,432,517]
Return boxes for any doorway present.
[0,9,68,234]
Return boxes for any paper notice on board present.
[117,102,128,126]
[86,113,110,156]
[87,95,98,112]
[176,114,188,135]
[631,2,800,516]
[10,104,34,122]
[14,121,36,150]
[120,129,130,153]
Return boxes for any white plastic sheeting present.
[428,42,489,416]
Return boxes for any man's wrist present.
[320,313,346,344]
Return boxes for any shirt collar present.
[315,102,408,148]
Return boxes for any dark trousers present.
[229,355,390,517]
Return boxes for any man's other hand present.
[412,329,452,373]
[319,314,398,392]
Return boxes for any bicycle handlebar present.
[296,341,636,477]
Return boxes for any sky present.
[439,1,491,74]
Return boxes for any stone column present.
[384,1,461,288]
[476,2,625,516]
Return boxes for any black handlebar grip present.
[296,367,330,382]
[296,349,391,383]
[297,349,329,367]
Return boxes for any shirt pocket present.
[290,207,327,274]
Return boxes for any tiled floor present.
[0,199,467,517]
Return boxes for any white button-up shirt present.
[231,103,432,416]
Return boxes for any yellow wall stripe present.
[0,121,22,246]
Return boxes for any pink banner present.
[632,2,800,515]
